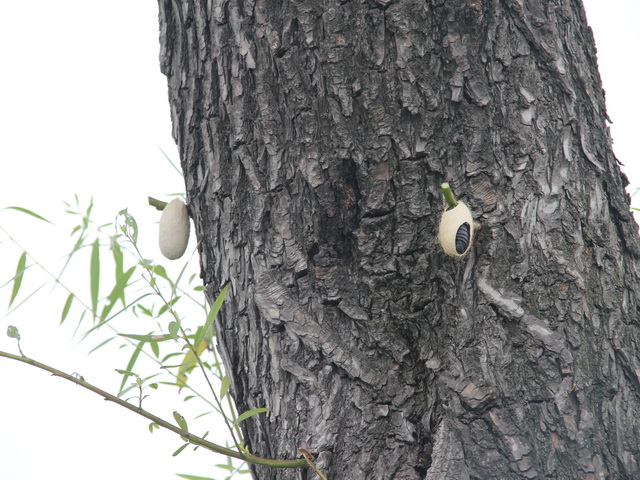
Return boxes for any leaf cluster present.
[0,199,264,479]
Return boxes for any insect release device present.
[437,182,475,258]
[157,198,191,260]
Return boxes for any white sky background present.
[0,1,638,480]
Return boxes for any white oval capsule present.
[438,201,474,258]
[159,199,190,260]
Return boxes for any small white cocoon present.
[159,199,190,260]
[438,201,474,258]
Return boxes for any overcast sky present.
[0,2,639,480]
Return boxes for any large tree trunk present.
[158,0,640,478]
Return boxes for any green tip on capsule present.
[440,182,458,209]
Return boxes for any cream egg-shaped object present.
[438,201,474,258]
[159,199,190,260]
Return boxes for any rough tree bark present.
[158,0,640,478]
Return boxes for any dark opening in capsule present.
[455,223,470,254]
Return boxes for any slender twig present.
[299,448,329,480]
[0,350,308,469]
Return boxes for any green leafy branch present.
[1,199,325,478]
[0,348,308,470]
[115,209,245,449]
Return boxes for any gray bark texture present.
[158,0,640,478]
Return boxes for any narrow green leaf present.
[141,373,161,384]
[57,227,86,279]
[60,293,74,325]
[158,146,184,176]
[234,407,269,426]
[215,454,235,472]
[150,340,160,358]
[124,210,138,244]
[82,293,154,338]
[193,411,212,420]
[88,336,115,355]
[168,321,180,339]
[173,411,188,431]
[84,197,94,230]
[90,239,100,320]
[176,475,217,480]
[118,341,144,395]
[161,351,183,363]
[158,296,180,317]
[148,422,159,433]
[118,332,173,342]
[172,260,192,297]
[7,325,20,340]
[220,376,231,400]
[172,443,189,457]
[8,252,27,308]
[5,283,46,316]
[193,285,229,347]
[3,206,52,223]
[98,265,136,322]
[136,304,154,317]
[119,382,140,398]
[151,265,173,287]
[111,237,126,306]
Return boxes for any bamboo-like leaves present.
[176,475,217,480]
[173,410,189,431]
[8,252,27,308]
[117,208,138,244]
[99,266,136,323]
[168,321,180,339]
[60,293,74,325]
[90,239,100,320]
[118,340,145,396]
[172,443,189,457]
[220,376,231,400]
[119,332,174,343]
[88,336,115,354]
[234,408,269,426]
[2,199,256,473]
[2,206,52,223]
[110,237,126,307]
[193,285,229,348]
[176,285,229,388]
